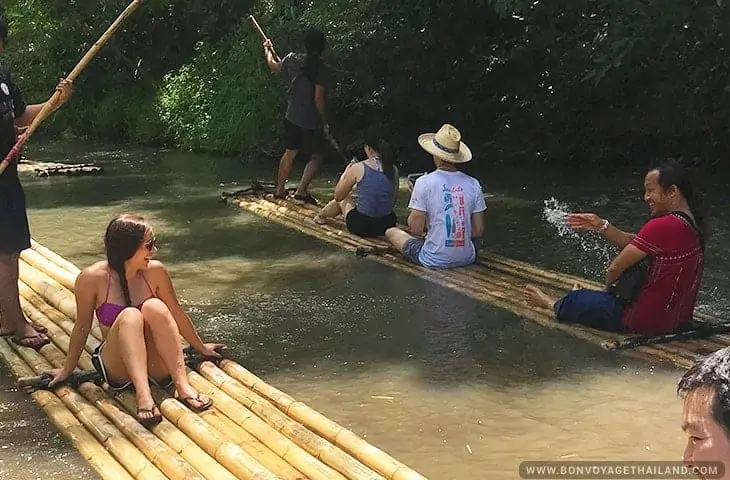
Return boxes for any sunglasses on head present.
[144,236,157,250]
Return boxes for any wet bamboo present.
[154,395,280,480]
[30,239,83,274]
[15,294,257,480]
[193,361,384,480]
[9,341,170,480]
[20,246,77,291]
[213,360,429,480]
[185,370,339,480]
[0,340,135,480]
[18,257,76,319]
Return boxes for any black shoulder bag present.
[607,211,702,306]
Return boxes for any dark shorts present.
[554,288,625,332]
[91,341,173,391]
[346,209,397,238]
[284,118,326,156]
[402,237,481,266]
[0,182,31,254]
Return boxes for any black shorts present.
[284,118,326,155]
[0,180,31,254]
[345,209,397,238]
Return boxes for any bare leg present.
[294,154,322,197]
[0,252,47,348]
[385,227,415,253]
[276,149,299,196]
[100,308,159,422]
[139,299,210,410]
[524,284,557,310]
[313,199,341,225]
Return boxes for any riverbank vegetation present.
[3,0,728,168]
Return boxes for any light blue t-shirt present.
[408,170,487,268]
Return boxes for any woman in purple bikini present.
[47,213,224,427]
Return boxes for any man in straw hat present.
[0,15,73,350]
[385,123,487,269]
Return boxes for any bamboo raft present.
[221,182,730,371]
[18,160,103,177]
[2,239,429,480]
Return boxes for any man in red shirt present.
[526,160,706,335]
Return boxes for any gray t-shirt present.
[280,52,327,130]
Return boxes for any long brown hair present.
[103,213,150,306]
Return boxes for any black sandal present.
[137,404,163,428]
[180,393,213,412]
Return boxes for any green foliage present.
[1,0,729,165]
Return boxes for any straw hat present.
[417,123,472,163]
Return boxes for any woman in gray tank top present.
[313,126,399,237]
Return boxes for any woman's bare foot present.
[572,282,582,291]
[313,214,327,225]
[525,284,556,310]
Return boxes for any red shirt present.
[620,214,704,334]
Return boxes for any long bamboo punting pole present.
[0,340,136,480]
[0,0,145,174]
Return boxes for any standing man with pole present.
[0,16,73,349]
[260,24,330,205]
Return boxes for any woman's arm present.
[48,270,97,385]
[334,163,361,202]
[151,262,214,354]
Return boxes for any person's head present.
[363,124,395,179]
[302,29,326,84]
[678,347,730,478]
[417,123,472,171]
[644,159,707,242]
[0,16,8,52]
[104,213,157,305]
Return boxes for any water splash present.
[542,197,614,279]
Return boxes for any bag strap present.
[670,210,705,252]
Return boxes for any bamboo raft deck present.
[221,184,730,371]
[2,239,428,480]
[18,159,103,177]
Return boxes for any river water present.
[1,141,729,479]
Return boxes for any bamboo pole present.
[213,360,429,480]
[192,360,384,480]
[18,257,77,319]
[20,246,77,290]
[0,340,136,480]
[31,238,82,275]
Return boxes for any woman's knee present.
[140,298,172,320]
[115,307,145,329]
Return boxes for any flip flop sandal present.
[180,393,213,412]
[293,194,318,206]
[11,334,51,351]
[137,405,162,428]
[0,322,48,337]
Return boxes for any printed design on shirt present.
[442,183,466,248]
[0,81,14,121]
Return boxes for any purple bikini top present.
[95,272,154,327]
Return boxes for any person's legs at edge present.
[0,252,48,348]
[275,149,299,197]
[385,227,414,253]
[525,283,581,310]
[294,154,322,198]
